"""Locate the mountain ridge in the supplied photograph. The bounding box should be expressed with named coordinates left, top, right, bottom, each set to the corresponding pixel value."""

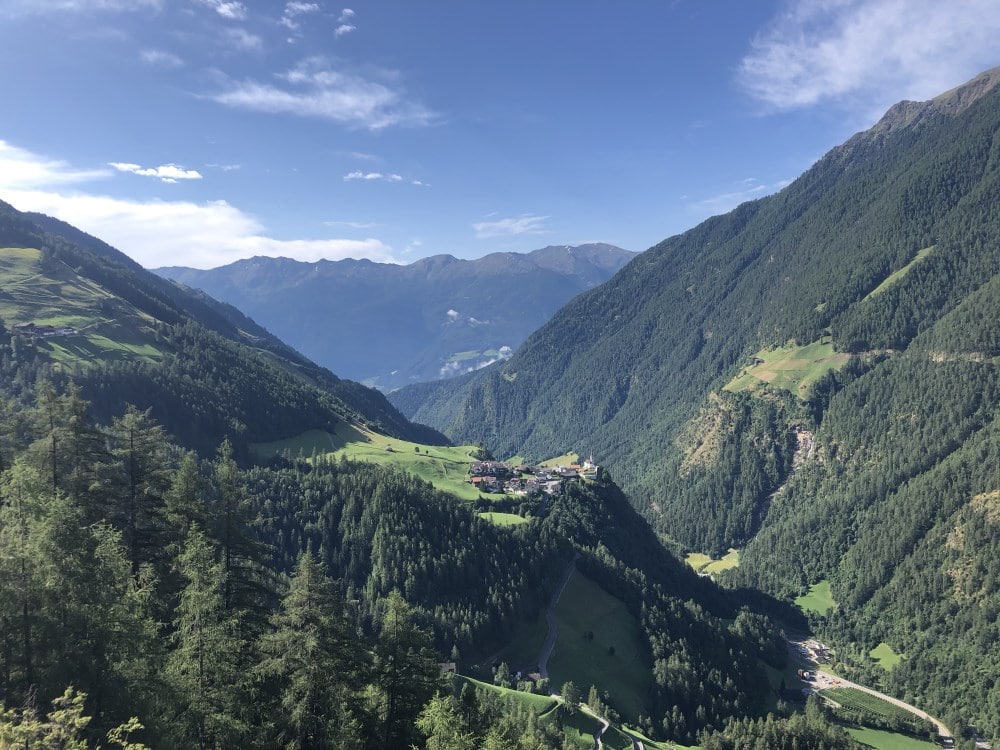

left=388, top=64, right=1000, bottom=738
left=155, top=242, right=635, bottom=389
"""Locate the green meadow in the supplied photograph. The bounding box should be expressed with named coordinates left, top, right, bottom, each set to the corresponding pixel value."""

left=547, top=572, right=653, bottom=722
left=795, top=580, right=837, bottom=615
left=724, top=338, right=850, bottom=399
left=870, top=642, right=905, bottom=671
left=846, top=726, right=938, bottom=750
left=479, top=512, right=530, bottom=526
left=251, top=422, right=486, bottom=501
left=865, top=247, right=935, bottom=300
left=685, top=548, right=740, bottom=576
left=0, top=246, right=166, bottom=367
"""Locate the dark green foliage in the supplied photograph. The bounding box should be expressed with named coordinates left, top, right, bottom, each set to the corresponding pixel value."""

left=392, top=76, right=1000, bottom=559
left=699, top=699, right=863, bottom=750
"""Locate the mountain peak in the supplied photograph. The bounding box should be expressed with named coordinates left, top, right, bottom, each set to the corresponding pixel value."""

left=871, top=65, right=1000, bottom=136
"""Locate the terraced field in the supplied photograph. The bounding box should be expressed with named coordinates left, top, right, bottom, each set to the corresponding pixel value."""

left=0, top=246, right=166, bottom=366
left=724, top=337, right=850, bottom=398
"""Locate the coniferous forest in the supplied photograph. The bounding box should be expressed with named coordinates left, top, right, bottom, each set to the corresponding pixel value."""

left=2, top=61, right=999, bottom=750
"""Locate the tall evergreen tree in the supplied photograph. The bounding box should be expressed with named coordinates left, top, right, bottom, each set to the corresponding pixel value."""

left=257, top=552, right=365, bottom=750
left=166, top=527, right=248, bottom=749
left=371, top=590, right=439, bottom=749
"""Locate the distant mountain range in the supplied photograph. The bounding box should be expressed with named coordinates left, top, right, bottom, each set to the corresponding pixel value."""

left=156, top=243, right=635, bottom=390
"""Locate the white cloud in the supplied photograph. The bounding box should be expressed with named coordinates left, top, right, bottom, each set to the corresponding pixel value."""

left=740, top=0, right=1000, bottom=116
left=211, top=58, right=434, bottom=130
left=140, top=49, right=184, bottom=68
left=473, top=213, right=550, bottom=239
left=194, top=0, right=246, bottom=20
left=0, top=140, right=398, bottom=269
left=446, top=309, right=460, bottom=321
left=343, top=171, right=417, bottom=184
left=110, top=162, right=203, bottom=183
left=223, top=28, right=263, bottom=52
left=334, top=23, right=355, bottom=37
left=324, top=220, right=376, bottom=229
left=280, top=0, right=319, bottom=31
left=287, top=1, right=319, bottom=14
left=0, top=140, right=110, bottom=187
left=338, top=7, right=354, bottom=21
left=438, top=346, right=512, bottom=378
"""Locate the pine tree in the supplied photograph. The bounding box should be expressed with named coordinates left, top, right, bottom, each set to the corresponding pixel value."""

left=371, top=590, right=439, bottom=749
left=166, top=527, right=248, bottom=749
left=106, top=405, right=172, bottom=576
left=257, top=552, right=365, bottom=749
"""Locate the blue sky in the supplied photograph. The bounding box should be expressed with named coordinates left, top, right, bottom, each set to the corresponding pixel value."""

left=0, top=0, right=997, bottom=269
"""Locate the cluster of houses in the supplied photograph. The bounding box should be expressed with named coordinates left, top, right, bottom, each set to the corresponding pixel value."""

left=468, top=456, right=600, bottom=495
left=12, top=322, right=76, bottom=338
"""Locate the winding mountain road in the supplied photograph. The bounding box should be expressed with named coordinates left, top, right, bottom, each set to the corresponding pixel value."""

left=812, top=668, right=952, bottom=741
left=790, top=638, right=952, bottom=743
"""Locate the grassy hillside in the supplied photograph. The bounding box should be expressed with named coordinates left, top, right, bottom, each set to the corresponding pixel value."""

left=0, top=201, right=445, bottom=457
left=547, top=572, right=654, bottom=722
left=0, top=246, right=167, bottom=366
left=252, top=422, right=483, bottom=500
left=723, top=338, right=850, bottom=398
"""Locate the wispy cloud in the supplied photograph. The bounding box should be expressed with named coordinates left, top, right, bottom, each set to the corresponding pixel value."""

left=343, top=171, right=402, bottom=182
left=140, top=49, right=184, bottom=68
left=280, top=0, right=319, bottom=32
left=324, top=219, right=377, bottom=229
left=691, top=177, right=791, bottom=216
left=0, top=140, right=109, bottom=187
left=193, top=0, right=246, bottom=20
left=343, top=171, right=426, bottom=186
left=211, top=58, right=435, bottom=129
left=473, top=213, right=550, bottom=239
left=739, top=0, right=1000, bottom=117
left=219, top=27, right=262, bottom=52
left=109, top=162, right=203, bottom=183
left=0, top=140, right=397, bottom=268
left=335, top=7, right=356, bottom=36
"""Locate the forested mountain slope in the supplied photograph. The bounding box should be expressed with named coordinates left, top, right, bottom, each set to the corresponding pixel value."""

left=0, top=361, right=793, bottom=747
left=392, top=65, right=1000, bottom=741
left=392, top=66, right=1000, bottom=552
left=156, top=243, right=635, bottom=390
left=0, top=200, right=443, bottom=456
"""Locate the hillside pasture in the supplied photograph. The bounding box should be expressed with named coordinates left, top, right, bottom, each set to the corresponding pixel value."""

left=685, top=548, right=740, bottom=576
left=870, top=642, right=905, bottom=671
left=0, top=247, right=167, bottom=367
left=865, top=246, right=935, bottom=300
left=479, top=512, right=529, bottom=526
left=795, top=579, right=837, bottom=615
left=845, top=726, right=937, bottom=750
left=251, top=422, right=485, bottom=500
left=547, top=572, right=653, bottom=722
left=724, top=338, right=850, bottom=398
